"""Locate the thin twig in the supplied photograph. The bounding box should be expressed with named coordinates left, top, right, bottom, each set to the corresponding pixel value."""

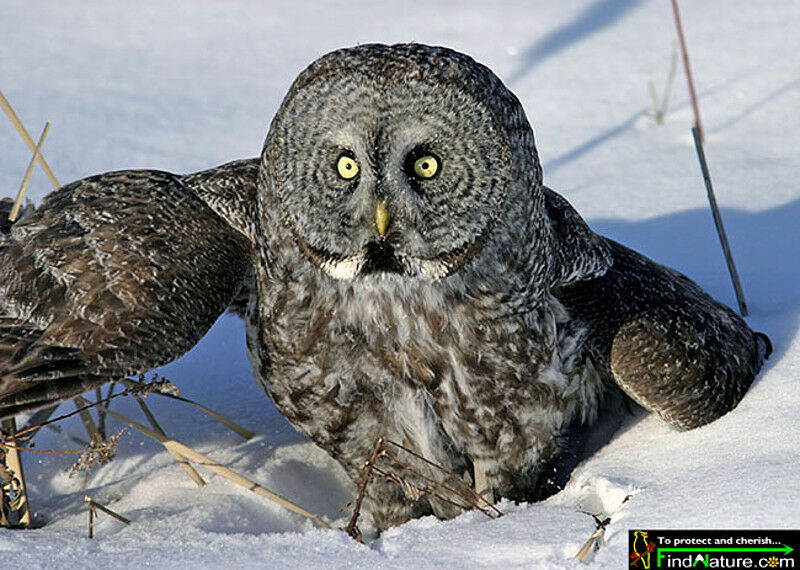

left=88, top=499, right=94, bottom=538
left=671, top=0, right=704, bottom=141
left=9, top=122, right=49, bottom=222
left=95, top=387, right=107, bottom=440
left=13, top=381, right=174, bottom=442
left=118, top=378, right=254, bottom=440
left=0, top=442, right=100, bottom=455
left=383, top=439, right=502, bottom=516
left=379, top=450, right=500, bottom=518
left=80, top=398, right=330, bottom=529
left=85, top=496, right=131, bottom=524
left=344, top=437, right=504, bottom=540
left=86, top=496, right=130, bottom=538
left=345, top=437, right=384, bottom=540
left=691, top=126, right=748, bottom=315
left=0, top=90, right=60, bottom=189
left=371, top=465, right=474, bottom=513
left=73, top=398, right=102, bottom=444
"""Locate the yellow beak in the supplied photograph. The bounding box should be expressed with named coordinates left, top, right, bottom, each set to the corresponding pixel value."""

left=375, top=202, right=390, bottom=237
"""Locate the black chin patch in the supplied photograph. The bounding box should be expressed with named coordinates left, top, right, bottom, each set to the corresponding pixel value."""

left=361, top=240, right=404, bottom=275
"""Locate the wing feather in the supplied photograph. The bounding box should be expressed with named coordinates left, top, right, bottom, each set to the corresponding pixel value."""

left=1, top=165, right=255, bottom=419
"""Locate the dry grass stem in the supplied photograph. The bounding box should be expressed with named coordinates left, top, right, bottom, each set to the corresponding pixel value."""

left=345, top=437, right=384, bottom=540
left=0, top=90, right=60, bottom=189
left=86, top=496, right=130, bottom=538
left=575, top=515, right=611, bottom=563
left=85, top=496, right=131, bottom=524
left=671, top=0, right=704, bottom=141
left=84, top=399, right=330, bottom=529
left=12, top=377, right=248, bottom=446
left=382, top=440, right=502, bottom=517
left=13, top=378, right=184, bottom=444
left=0, top=418, right=32, bottom=527
left=648, top=43, right=678, bottom=124
left=370, top=465, right=474, bottom=513
left=345, top=437, right=503, bottom=541
left=9, top=122, right=49, bottom=222
left=134, top=394, right=206, bottom=487
left=119, top=377, right=255, bottom=440
left=95, top=387, right=107, bottom=440
left=88, top=498, right=94, bottom=538
left=73, top=397, right=103, bottom=444
left=68, top=428, right=125, bottom=479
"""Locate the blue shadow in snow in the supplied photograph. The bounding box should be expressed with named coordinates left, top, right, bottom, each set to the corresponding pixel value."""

left=506, top=0, right=645, bottom=85
left=585, top=197, right=800, bottom=364
left=543, top=110, right=644, bottom=174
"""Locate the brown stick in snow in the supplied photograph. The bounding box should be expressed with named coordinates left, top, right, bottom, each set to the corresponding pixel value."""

left=671, top=0, right=704, bottom=142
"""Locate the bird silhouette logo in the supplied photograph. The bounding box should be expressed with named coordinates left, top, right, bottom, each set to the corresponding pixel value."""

left=631, top=530, right=656, bottom=568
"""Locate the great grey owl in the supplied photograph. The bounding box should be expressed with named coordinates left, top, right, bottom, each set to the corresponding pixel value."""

left=246, top=44, right=770, bottom=529
left=0, top=44, right=769, bottom=532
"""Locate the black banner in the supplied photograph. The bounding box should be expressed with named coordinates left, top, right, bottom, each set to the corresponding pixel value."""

left=629, top=529, right=798, bottom=569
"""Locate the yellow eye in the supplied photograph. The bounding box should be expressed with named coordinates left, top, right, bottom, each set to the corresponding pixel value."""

left=336, top=155, right=359, bottom=180
left=413, top=155, right=438, bottom=179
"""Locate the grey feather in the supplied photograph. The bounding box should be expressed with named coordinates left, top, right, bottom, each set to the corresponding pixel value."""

left=0, top=44, right=769, bottom=534
left=249, top=43, right=769, bottom=530
left=0, top=161, right=255, bottom=418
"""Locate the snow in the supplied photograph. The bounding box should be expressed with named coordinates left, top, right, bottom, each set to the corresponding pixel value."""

left=2, top=0, right=799, bottom=567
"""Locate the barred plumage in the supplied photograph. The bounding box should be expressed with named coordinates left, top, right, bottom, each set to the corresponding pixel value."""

left=0, top=44, right=769, bottom=534
left=0, top=161, right=256, bottom=418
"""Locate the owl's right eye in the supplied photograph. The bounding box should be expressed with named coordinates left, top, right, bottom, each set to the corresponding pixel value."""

left=336, top=154, right=360, bottom=180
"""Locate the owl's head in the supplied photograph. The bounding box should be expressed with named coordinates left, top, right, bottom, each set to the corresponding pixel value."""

left=260, top=44, right=550, bottom=283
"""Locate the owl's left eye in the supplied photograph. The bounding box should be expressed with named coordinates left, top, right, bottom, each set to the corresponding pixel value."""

left=405, top=150, right=441, bottom=183
left=336, top=154, right=360, bottom=180
left=412, top=155, right=439, bottom=179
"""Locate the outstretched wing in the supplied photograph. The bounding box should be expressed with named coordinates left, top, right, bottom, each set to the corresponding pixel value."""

left=554, top=230, right=768, bottom=430
left=0, top=162, right=256, bottom=419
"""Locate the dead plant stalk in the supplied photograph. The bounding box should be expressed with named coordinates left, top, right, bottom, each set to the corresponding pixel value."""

left=0, top=90, right=60, bottom=189
left=78, top=398, right=330, bottom=530
left=9, top=122, right=49, bottom=222
left=671, top=0, right=704, bottom=141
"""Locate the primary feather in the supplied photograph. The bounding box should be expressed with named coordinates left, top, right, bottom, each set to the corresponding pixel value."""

left=0, top=161, right=256, bottom=418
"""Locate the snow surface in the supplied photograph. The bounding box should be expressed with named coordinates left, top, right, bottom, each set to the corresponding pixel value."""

left=2, top=0, right=799, bottom=567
